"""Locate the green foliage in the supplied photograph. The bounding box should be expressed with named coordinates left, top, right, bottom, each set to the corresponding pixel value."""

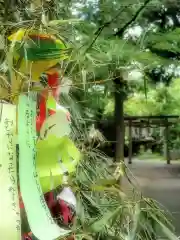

left=145, top=28, right=180, bottom=57
left=105, top=78, right=180, bottom=116
left=142, top=0, right=180, bottom=28
left=72, top=148, right=177, bottom=239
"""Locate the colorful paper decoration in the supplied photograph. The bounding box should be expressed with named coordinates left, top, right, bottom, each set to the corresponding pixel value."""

left=18, top=93, right=70, bottom=240
left=8, top=29, right=69, bottom=62
left=8, top=29, right=69, bottom=103
left=36, top=70, right=60, bottom=132
left=47, top=70, right=59, bottom=100
left=40, top=103, right=71, bottom=139
left=0, top=102, right=21, bottom=240
left=0, top=27, right=79, bottom=239
left=37, top=94, right=80, bottom=193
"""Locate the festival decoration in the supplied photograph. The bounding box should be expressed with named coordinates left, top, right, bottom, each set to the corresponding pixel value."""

left=8, top=29, right=69, bottom=81
left=8, top=29, right=69, bottom=103
left=18, top=93, right=70, bottom=240
left=0, top=28, right=80, bottom=240
left=0, top=102, right=21, bottom=240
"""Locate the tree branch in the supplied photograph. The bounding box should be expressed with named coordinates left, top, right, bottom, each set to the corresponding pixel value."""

left=86, top=5, right=130, bottom=52
left=114, top=0, right=152, bottom=37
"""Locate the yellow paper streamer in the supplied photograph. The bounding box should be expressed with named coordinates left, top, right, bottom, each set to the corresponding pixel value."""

left=18, top=59, right=60, bottom=82
left=0, top=103, right=21, bottom=240
left=8, top=29, right=66, bottom=83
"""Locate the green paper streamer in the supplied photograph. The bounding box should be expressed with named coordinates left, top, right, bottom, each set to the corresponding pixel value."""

left=37, top=135, right=81, bottom=193
left=46, top=95, right=56, bottom=111
left=0, top=103, right=21, bottom=240
left=14, top=37, right=68, bottom=61
left=18, top=93, right=70, bottom=240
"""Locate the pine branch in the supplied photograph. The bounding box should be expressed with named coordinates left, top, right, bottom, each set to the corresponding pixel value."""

left=114, top=0, right=152, bottom=37
left=85, top=5, right=130, bottom=52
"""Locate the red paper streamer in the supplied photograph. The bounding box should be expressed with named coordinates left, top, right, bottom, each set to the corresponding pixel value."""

left=36, top=71, right=59, bottom=132
left=47, top=71, right=59, bottom=100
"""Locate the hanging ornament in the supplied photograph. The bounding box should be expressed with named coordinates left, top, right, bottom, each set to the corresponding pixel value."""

left=18, top=93, right=70, bottom=240
left=47, top=69, right=60, bottom=99
left=8, top=29, right=70, bottom=103
left=2, top=27, right=79, bottom=239
left=39, top=103, right=71, bottom=139
left=0, top=103, right=21, bottom=240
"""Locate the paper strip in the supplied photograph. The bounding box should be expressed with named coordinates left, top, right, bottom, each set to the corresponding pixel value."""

left=18, top=93, right=70, bottom=240
left=40, top=107, right=71, bottom=139
left=0, top=103, right=21, bottom=240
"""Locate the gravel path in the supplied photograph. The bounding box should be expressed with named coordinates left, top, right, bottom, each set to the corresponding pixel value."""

left=123, top=159, right=180, bottom=235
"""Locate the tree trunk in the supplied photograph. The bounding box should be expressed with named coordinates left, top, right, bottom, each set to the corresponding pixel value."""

left=164, top=119, right=170, bottom=164
left=114, top=77, right=126, bottom=163
left=128, top=120, right=132, bottom=164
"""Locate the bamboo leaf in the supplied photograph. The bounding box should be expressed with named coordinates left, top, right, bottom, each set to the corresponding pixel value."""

left=48, top=19, right=83, bottom=26
left=89, top=207, right=121, bottom=233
